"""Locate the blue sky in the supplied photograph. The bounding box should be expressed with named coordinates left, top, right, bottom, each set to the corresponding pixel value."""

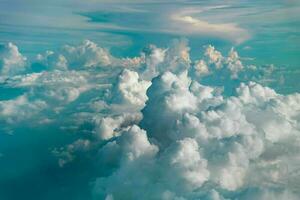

left=0, top=1, right=300, bottom=200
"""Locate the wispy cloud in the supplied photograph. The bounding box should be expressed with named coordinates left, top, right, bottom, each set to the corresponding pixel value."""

left=168, top=7, right=250, bottom=44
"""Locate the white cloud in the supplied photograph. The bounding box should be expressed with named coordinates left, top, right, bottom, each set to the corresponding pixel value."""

left=7, top=70, right=93, bottom=104
left=62, top=40, right=113, bottom=68
left=113, top=69, right=151, bottom=107
left=0, top=41, right=299, bottom=199
left=93, top=113, right=142, bottom=140
left=0, top=42, right=27, bottom=76
left=36, top=50, right=68, bottom=71
left=95, top=68, right=300, bottom=199
left=160, top=138, right=209, bottom=191
left=0, top=95, right=47, bottom=123
left=170, top=9, right=250, bottom=44
left=193, top=59, right=209, bottom=76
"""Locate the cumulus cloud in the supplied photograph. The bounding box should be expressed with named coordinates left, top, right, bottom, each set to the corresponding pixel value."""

left=6, top=70, right=93, bottom=105
left=0, top=94, right=47, bottom=123
left=35, top=50, right=68, bottom=71
left=93, top=113, right=142, bottom=140
left=93, top=70, right=300, bottom=199
left=0, top=40, right=299, bottom=199
left=191, top=45, right=245, bottom=80
left=112, top=69, right=151, bottom=108
left=62, top=40, right=113, bottom=68
left=0, top=42, right=27, bottom=76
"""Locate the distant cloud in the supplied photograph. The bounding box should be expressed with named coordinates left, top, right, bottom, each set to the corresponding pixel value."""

left=0, top=43, right=27, bottom=76
left=169, top=8, right=250, bottom=44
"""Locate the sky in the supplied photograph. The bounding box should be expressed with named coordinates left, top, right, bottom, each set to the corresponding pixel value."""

left=0, top=1, right=300, bottom=200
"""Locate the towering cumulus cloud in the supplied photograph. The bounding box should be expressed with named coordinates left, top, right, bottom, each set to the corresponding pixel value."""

left=95, top=72, right=300, bottom=200
left=0, top=40, right=299, bottom=200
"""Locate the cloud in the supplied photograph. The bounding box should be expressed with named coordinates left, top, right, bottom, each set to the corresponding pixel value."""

left=62, top=40, right=113, bottom=68
left=52, top=139, right=91, bottom=167
left=93, top=68, right=300, bottom=199
left=112, top=69, right=151, bottom=108
left=0, top=43, right=27, bottom=76
left=192, top=45, right=244, bottom=79
left=36, top=51, right=68, bottom=71
left=0, top=40, right=299, bottom=199
left=170, top=13, right=250, bottom=44
left=6, top=70, right=93, bottom=105
left=93, top=113, right=142, bottom=140
left=0, top=94, right=47, bottom=123
left=76, top=3, right=252, bottom=44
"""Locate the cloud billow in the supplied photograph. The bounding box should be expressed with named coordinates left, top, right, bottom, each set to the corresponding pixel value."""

left=0, top=40, right=299, bottom=200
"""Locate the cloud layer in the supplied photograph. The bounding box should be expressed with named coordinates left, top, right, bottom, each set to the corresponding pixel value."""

left=0, top=40, right=299, bottom=200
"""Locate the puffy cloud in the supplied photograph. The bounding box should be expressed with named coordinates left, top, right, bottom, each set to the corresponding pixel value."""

left=163, top=39, right=191, bottom=74
left=0, top=42, right=27, bottom=76
left=6, top=70, right=93, bottom=105
left=0, top=95, right=47, bottom=123
left=62, top=40, right=113, bottom=68
left=127, top=40, right=190, bottom=80
left=94, top=68, right=300, bottom=199
left=237, top=82, right=277, bottom=104
left=204, top=45, right=223, bottom=69
left=93, top=113, right=142, bottom=140
left=113, top=69, right=151, bottom=108
left=159, top=138, right=209, bottom=191
left=139, top=44, right=167, bottom=79
left=188, top=45, right=247, bottom=84
left=140, top=71, right=198, bottom=145
left=94, top=125, right=159, bottom=199
left=35, top=50, right=68, bottom=71
left=94, top=128, right=210, bottom=200
left=112, top=125, right=158, bottom=162
left=33, top=40, right=131, bottom=71
left=0, top=66, right=102, bottom=127
left=1, top=40, right=299, bottom=199
left=193, top=59, right=209, bottom=76
left=225, top=48, right=243, bottom=78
